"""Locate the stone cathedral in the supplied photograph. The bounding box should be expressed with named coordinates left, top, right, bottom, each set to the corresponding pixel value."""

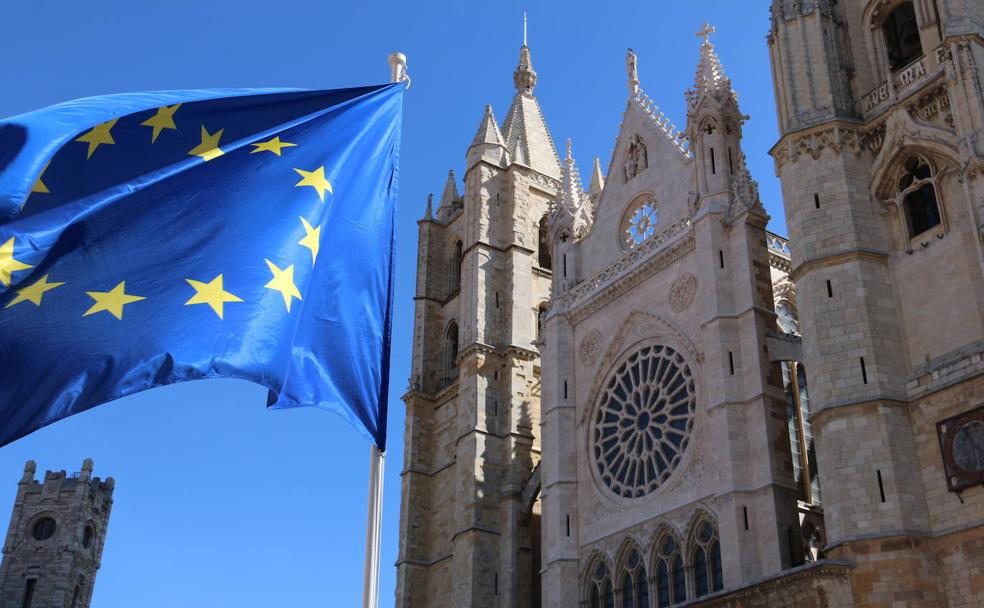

left=397, top=1, right=984, bottom=606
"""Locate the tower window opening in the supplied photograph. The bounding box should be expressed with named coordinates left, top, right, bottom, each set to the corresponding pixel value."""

left=31, top=517, right=56, bottom=541
left=814, top=193, right=820, bottom=209
left=883, top=2, right=923, bottom=71
left=728, top=147, right=734, bottom=175
left=654, top=535, right=685, bottom=607
left=22, top=579, right=36, bottom=608
left=897, top=156, right=942, bottom=239
left=444, top=322, right=459, bottom=383
left=826, top=280, right=833, bottom=298
left=538, top=216, right=552, bottom=270
left=710, top=147, right=716, bottom=175
left=450, top=240, right=463, bottom=293
left=877, top=469, right=887, bottom=502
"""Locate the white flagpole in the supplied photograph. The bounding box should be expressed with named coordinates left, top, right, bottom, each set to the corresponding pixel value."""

left=360, top=51, right=406, bottom=608
left=362, top=445, right=385, bottom=608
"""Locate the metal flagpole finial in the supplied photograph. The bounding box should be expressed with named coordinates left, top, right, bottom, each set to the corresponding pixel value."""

left=388, top=52, right=411, bottom=88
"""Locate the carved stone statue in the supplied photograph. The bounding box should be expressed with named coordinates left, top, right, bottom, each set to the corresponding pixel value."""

left=626, top=48, right=639, bottom=94
left=624, top=134, right=648, bottom=182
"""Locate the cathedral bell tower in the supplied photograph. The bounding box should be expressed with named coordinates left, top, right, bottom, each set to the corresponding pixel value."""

left=0, top=460, right=114, bottom=608
left=769, top=0, right=984, bottom=605
left=396, top=40, right=560, bottom=608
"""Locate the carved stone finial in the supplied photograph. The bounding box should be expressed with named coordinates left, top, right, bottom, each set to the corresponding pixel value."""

left=424, top=194, right=433, bottom=219
left=514, top=44, right=537, bottom=95
left=81, top=458, right=94, bottom=480
left=566, top=138, right=573, bottom=162
left=22, top=460, right=36, bottom=482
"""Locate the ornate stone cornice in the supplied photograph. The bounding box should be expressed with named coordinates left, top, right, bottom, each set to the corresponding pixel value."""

left=771, top=123, right=866, bottom=170
left=561, top=217, right=695, bottom=323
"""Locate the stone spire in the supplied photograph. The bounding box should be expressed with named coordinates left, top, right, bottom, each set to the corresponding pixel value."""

left=502, top=42, right=562, bottom=179
left=467, top=105, right=509, bottom=170
left=438, top=169, right=460, bottom=208
left=687, top=23, right=733, bottom=108
left=589, top=156, right=605, bottom=202
left=549, top=139, right=593, bottom=239
left=424, top=193, right=433, bottom=219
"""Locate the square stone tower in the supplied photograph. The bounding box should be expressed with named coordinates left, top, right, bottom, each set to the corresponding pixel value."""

left=0, top=460, right=114, bottom=608
left=395, top=42, right=560, bottom=607
left=769, top=0, right=984, bottom=605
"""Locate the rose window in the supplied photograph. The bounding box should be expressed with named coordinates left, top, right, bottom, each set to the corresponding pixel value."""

left=620, top=195, right=659, bottom=249
left=592, top=344, right=695, bottom=498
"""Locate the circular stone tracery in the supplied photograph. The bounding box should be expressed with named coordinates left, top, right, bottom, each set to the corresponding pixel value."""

left=592, top=344, right=696, bottom=498
left=620, top=194, right=659, bottom=249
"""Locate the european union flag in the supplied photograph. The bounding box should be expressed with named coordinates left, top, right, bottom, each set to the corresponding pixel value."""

left=0, top=83, right=402, bottom=450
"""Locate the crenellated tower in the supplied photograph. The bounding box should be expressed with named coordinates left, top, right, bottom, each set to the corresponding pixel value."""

left=396, top=40, right=560, bottom=608
left=0, top=460, right=114, bottom=608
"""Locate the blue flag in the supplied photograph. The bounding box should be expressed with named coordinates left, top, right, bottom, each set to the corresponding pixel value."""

left=0, top=83, right=402, bottom=450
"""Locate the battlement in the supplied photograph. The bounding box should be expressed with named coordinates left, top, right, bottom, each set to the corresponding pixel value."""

left=19, top=458, right=115, bottom=498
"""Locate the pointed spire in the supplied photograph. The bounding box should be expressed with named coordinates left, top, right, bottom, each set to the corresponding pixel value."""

left=589, top=156, right=605, bottom=199
left=470, top=105, right=506, bottom=149
left=439, top=170, right=459, bottom=208
left=467, top=105, right=509, bottom=170
left=688, top=23, right=732, bottom=105
left=514, top=44, right=537, bottom=95
left=549, top=139, right=593, bottom=239
left=424, top=193, right=433, bottom=219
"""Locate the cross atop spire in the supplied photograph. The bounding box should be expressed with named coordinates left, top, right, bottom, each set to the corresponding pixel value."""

left=687, top=22, right=732, bottom=105
left=696, top=22, right=715, bottom=45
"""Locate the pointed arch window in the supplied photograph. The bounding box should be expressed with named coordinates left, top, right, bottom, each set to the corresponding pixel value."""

left=691, top=521, right=723, bottom=597
left=586, top=560, right=614, bottom=608
left=444, top=322, right=459, bottom=382
left=883, top=2, right=922, bottom=71
left=538, top=216, right=552, bottom=270
left=619, top=548, right=649, bottom=608
left=897, top=155, right=942, bottom=239
left=450, top=240, right=463, bottom=294
left=652, top=534, right=685, bottom=607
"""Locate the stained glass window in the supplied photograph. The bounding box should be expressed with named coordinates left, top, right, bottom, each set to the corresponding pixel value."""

left=592, top=345, right=696, bottom=498
left=620, top=194, right=659, bottom=249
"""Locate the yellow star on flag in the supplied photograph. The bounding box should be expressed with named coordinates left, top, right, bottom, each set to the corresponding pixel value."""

left=83, top=281, right=147, bottom=320
left=0, top=237, right=34, bottom=288
left=184, top=274, right=242, bottom=319
left=4, top=274, right=64, bottom=309
left=298, top=217, right=321, bottom=264
left=250, top=136, right=297, bottom=156
left=75, top=119, right=119, bottom=159
left=141, top=104, right=182, bottom=143
left=294, top=166, right=333, bottom=202
left=264, top=259, right=302, bottom=312
left=188, top=125, right=225, bottom=161
left=31, top=162, right=51, bottom=195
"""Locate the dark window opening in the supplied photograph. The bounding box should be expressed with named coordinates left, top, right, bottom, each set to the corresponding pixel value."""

left=445, top=323, right=459, bottom=382
left=899, top=157, right=942, bottom=238
left=82, top=524, right=94, bottom=549
left=883, top=2, right=923, bottom=71
left=743, top=506, right=749, bottom=530
left=719, top=250, right=724, bottom=269
left=814, top=193, right=820, bottom=209
left=565, top=514, right=570, bottom=537
left=710, top=147, right=716, bottom=175
left=31, top=517, right=56, bottom=541
left=877, top=469, right=887, bottom=502
left=728, top=351, right=735, bottom=375
left=538, top=216, right=552, bottom=270
left=450, top=240, right=463, bottom=293
left=860, top=357, right=868, bottom=384
left=728, top=147, right=734, bottom=174
left=22, top=579, right=36, bottom=608
left=826, top=280, right=833, bottom=298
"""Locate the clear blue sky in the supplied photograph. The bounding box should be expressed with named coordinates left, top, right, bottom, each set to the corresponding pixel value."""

left=0, top=1, right=784, bottom=605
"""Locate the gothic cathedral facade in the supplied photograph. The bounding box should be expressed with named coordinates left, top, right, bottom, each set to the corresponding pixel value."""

left=398, top=1, right=984, bottom=606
